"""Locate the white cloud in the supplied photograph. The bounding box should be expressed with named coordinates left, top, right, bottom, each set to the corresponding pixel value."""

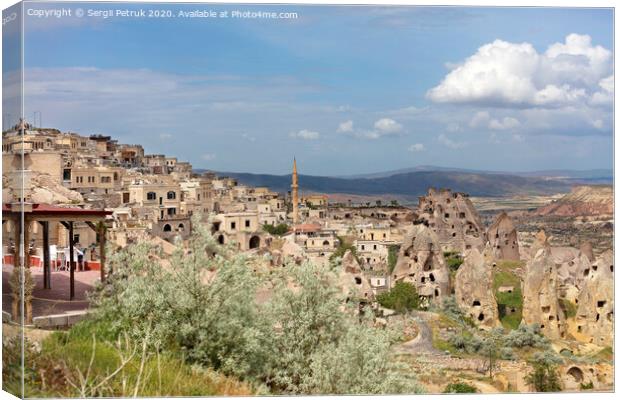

left=590, top=75, right=614, bottom=107
left=488, top=116, right=520, bottom=130
left=343, top=118, right=404, bottom=140
left=438, top=134, right=465, bottom=149
left=426, top=34, right=612, bottom=109
left=241, top=133, right=256, bottom=142
left=290, top=129, right=320, bottom=140
left=408, top=143, right=425, bottom=152
left=591, top=119, right=604, bottom=130
left=201, top=153, right=216, bottom=161
left=446, top=122, right=461, bottom=133
left=469, top=111, right=490, bottom=128
left=337, top=120, right=354, bottom=133
left=374, top=118, right=403, bottom=133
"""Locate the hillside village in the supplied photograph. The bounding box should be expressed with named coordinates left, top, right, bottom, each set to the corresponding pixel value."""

left=2, top=119, right=614, bottom=393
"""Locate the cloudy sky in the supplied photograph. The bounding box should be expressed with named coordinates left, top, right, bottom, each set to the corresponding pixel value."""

left=4, top=4, right=614, bottom=175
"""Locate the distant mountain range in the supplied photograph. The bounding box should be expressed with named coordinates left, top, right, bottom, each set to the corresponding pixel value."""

left=194, top=166, right=612, bottom=199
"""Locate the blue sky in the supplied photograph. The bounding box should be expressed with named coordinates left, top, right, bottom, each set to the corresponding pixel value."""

left=6, top=3, right=614, bottom=175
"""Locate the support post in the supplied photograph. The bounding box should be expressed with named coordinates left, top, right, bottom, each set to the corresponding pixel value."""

left=42, top=221, right=50, bottom=289
left=69, top=221, right=75, bottom=300
left=11, top=219, right=21, bottom=321
left=99, top=223, right=106, bottom=283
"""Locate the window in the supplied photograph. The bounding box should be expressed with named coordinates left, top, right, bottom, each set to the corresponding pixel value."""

left=231, top=222, right=236, bottom=230
left=167, top=208, right=176, bottom=216
left=167, top=191, right=176, bottom=200
left=245, top=220, right=250, bottom=228
left=147, top=192, right=157, bottom=200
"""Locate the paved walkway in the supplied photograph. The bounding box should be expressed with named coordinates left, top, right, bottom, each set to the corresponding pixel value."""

left=2, top=264, right=100, bottom=319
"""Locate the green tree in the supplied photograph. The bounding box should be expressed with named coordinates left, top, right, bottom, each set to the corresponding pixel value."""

left=263, top=223, right=290, bottom=236
left=525, top=351, right=563, bottom=392
left=390, top=200, right=399, bottom=207
left=377, top=282, right=419, bottom=313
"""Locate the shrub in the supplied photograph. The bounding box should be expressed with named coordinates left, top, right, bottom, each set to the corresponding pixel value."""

left=262, top=223, right=290, bottom=236
left=437, top=296, right=475, bottom=327
left=580, top=381, right=594, bottom=390
left=443, top=382, right=477, bottom=393
left=447, top=333, right=483, bottom=353
left=499, top=346, right=516, bottom=360
left=443, top=252, right=464, bottom=271
left=504, top=323, right=550, bottom=349
left=559, top=299, right=577, bottom=318
left=329, top=236, right=359, bottom=263
left=376, top=282, right=419, bottom=313
left=525, top=356, right=562, bottom=392
left=263, top=263, right=422, bottom=394
left=89, top=214, right=421, bottom=395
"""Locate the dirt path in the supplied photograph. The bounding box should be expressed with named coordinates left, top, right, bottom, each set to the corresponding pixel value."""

left=462, top=379, right=501, bottom=393
left=396, top=314, right=443, bottom=356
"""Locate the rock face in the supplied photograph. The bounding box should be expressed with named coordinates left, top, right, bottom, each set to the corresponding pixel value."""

left=392, top=224, right=449, bottom=303
left=534, top=185, right=612, bottom=217
left=281, top=238, right=306, bottom=265
left=579, top=241, right=595, bottom=263
left=551, top=246, right=592, bottom=301
left=486, top=212, right=520, bottom=260
left=3, top=172, right=83, bottom=204
left=522, top=244, right=567, bottom=340
left=338, top=250, right=372, bottom=302
left=415, top=188, right=486, bottom=253
left=575, top=250, right=614, bottom=347
left=455, top=246, right=500, bottom=329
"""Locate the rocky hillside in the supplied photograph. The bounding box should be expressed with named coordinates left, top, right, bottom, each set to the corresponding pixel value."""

left=534, top=185, right=613, bottom=217
left=2, top=173, right=83, bottom=205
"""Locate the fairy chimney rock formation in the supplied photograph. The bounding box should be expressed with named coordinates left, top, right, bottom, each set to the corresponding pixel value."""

left=579, top=241, right=595, bottom=263
left=575, top=250, right=614, bottom=347
left=487, top=212, right=520, bottom=260
left=455, top=246, right=501, bottom=329
left=339, top=250, right=372, bottom=302
left=415, top=188, right=486, bottom=253
left=392, top=224, right=449, bottom=303
left=522, top=245, right=567, bottom=340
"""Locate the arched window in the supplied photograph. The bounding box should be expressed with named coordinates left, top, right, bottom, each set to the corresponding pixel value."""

left=167, top=191, right=176, bottom=200
left=163, top=224, right=172, bottom=232
left=178, top=223, right=185, bottom=231
left=147, top=192, right=156, bottom=200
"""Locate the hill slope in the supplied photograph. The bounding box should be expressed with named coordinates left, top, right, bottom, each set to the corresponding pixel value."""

left=208, top=170, right=574, bottom=198
left=534, top=185, right=613, bottom=216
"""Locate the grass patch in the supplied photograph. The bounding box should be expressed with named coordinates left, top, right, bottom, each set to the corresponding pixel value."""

left=8, top=319, right=254, bottom=398
left=444, top=251, right=464, bottom=271
left=493, top=265, right=523, bottom=330
left=594, top=346, right=613, bottom=362
left=559, top=299, right=577, bottom=318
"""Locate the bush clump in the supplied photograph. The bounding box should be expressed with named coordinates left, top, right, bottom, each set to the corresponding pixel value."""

left=504, top=323, right=550, bottom=349
left=377, top=282, right=419, bottom=313
left=262, top=223, right=290, bottom=236
left=443, top=382, right=477, bottom=393
left=87, top=215, right=422, bottom=395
